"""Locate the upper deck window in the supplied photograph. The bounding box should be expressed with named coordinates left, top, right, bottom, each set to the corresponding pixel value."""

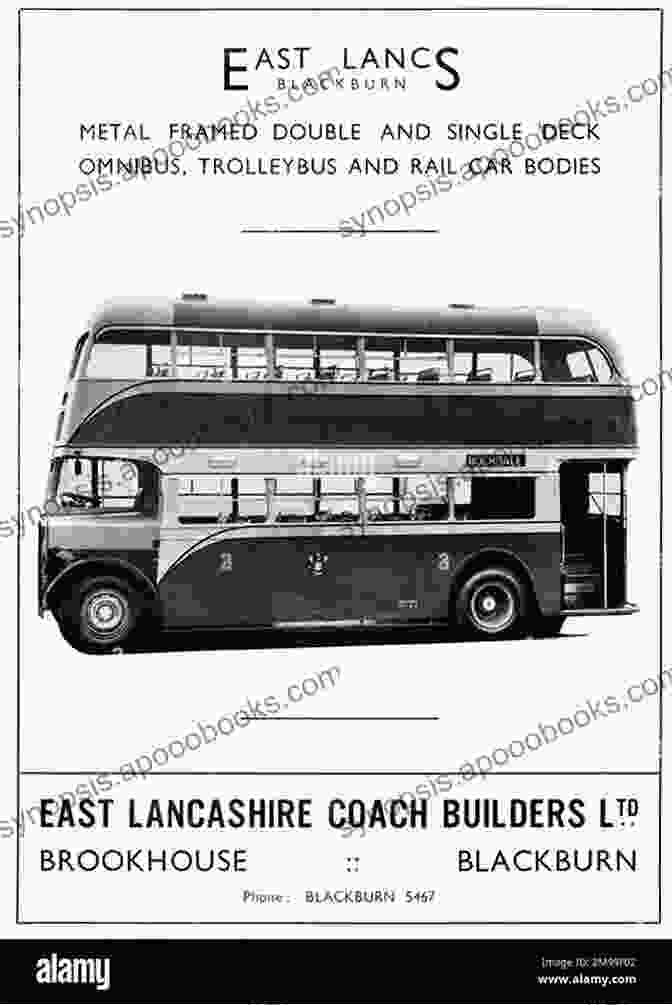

left=273, top=335, right=316, bottom=381
left=271, top=334, right=360, bottom=381
left=453, top=340, right=535, bottom=384
left=85, top=329, right=268, bottom=380
left=84, top=330, right=171, bottom=379
left=85, top=338, right=148, bottom=379
left=363, top=337, right=453, bottom=383
left=313, top=335, right=358, bottom=381
left=540, top=339, right=613, bottom=383
left=82, top=328, right=616, bottom=385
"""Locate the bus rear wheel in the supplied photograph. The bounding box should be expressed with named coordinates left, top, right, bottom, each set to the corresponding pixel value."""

left=56, top=575, right=142, bottom=654
left=456, top=567, right=526, bottom=639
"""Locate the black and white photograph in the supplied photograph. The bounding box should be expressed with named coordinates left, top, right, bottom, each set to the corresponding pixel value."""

left=0, top=3, right=669, bottom=1000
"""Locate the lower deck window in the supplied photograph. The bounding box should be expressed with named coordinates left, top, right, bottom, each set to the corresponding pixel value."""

left=453, top=476, right=535, bottom=521
left=177, top=474, right=536, bottom=524
left=178, top=476, right=266, bottom=522
left=365, top=475, right=534, bottom=521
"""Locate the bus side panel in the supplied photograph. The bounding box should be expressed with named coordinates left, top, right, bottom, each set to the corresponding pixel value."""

left=158, top=540, right=273, bottom=627
left=68, top=391, right=637, bottom=448
left=356, top=532, right=563, bottom=620
left=157, top=531, right=563, bottom=628
left=441, top=531, right=563, bottom=617
left=267, top=536, right=447, bottom=622
left=158, top=537, right=371, bottom=627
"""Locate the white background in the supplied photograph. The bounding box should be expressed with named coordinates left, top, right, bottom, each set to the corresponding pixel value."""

left=0, top=0, right=669, bottom=938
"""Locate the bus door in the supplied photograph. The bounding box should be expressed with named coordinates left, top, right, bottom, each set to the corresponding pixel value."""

left=560, top=461, right=627, bottom=610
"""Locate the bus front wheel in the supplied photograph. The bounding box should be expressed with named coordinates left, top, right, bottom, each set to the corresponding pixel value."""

left=455, top=567, right=526, bottom=639
left=56, top=575, right=143, bottom=654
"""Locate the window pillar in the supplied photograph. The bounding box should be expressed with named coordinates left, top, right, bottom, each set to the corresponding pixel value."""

left=446, top=476, right=455, bottom=521
left=533, top=339, right=541, bottom=382
left=170, top=330, right=178, bottom=377
left=231, top=477, right=239, bottom=521
left=357, top=336, right=367, bottom=381
left=445, top=339, right=455, bottom=382
left=265, top=478, right=277, bottom=522
left=357, top=477, right=367, bottom=530
left=265, top=332, right=275, bottom=379
left=91, top=459, right=100, bottom=505
left=161, top=476, right=180, bottom=526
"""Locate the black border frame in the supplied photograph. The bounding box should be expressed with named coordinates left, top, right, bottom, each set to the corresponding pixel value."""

left=16, top=5, right=664, bottom=927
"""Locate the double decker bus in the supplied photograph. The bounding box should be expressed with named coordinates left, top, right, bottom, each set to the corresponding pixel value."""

left=38, top=295, right=638, bottom=653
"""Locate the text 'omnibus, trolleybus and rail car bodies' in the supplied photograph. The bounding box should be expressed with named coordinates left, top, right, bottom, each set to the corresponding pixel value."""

left=38, top=296, right=637, bottom=653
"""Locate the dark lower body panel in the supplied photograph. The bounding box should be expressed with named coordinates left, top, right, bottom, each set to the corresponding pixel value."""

left=157, top=531, right=563, bottom=629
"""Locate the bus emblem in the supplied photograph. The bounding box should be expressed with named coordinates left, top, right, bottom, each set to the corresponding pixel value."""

left=307, top=552, right=328, bottom=576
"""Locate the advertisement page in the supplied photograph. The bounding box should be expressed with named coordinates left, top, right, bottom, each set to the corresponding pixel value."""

left=0, top=2, right=669, bottom=1001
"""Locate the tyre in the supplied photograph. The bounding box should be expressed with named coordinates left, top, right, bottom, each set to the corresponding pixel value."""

left=56, top=575, right=143, bottom=654
left=455, top=566, right=526, bottom=639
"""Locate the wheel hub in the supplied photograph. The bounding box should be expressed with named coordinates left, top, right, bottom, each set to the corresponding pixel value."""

left=470, top=582, right=515, bottom=632
left=85, top=591, right=127, bottom=636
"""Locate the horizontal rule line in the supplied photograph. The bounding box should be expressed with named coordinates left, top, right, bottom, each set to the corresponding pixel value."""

left=20, top=770, right=660, bottom=776
left=241, top=228, right=440, bottom=234
left=248, top=715, right=439, bottom=721
left=15, top=919, right=662, bottom=927
left=18, top=8, right=663, bottom=12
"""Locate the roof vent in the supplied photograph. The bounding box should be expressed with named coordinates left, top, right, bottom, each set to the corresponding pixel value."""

left=181, top=292, right=208, bottom=301
left=310, top=298, right=336, bottom=306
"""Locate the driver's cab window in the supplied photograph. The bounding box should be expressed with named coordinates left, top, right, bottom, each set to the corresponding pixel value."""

left=56, top=458, right=140, bottom=511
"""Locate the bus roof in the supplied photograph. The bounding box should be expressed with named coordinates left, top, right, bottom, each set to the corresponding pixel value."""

left=87, top=297, right=625, bottom=372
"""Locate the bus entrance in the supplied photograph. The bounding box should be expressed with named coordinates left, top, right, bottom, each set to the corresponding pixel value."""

left=560, top=461, right=627, bottom=611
